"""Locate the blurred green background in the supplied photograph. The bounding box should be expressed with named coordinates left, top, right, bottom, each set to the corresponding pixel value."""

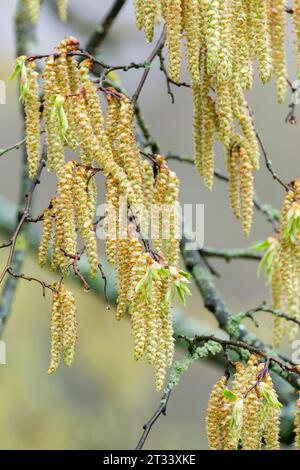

left=0, top=0, right=299, bottom=450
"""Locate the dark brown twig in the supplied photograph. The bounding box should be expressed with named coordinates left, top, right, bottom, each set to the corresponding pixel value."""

left=132, top=27, right=167, bottom=104
left=85, top=0, right=128, bottom=57
left=135, top=388, right=172, bottom=450
left=7, top=268, right=54, bottom=297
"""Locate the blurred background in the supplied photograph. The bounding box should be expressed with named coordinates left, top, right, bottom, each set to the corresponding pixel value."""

left=0, top=0, right=299, bottom=450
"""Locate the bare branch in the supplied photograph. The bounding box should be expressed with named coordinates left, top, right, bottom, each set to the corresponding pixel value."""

left=85, top=0, right=128, bottom=57
left=135, top=389, right=171, bottom=450
left=132, top=27, right=166, bottom=104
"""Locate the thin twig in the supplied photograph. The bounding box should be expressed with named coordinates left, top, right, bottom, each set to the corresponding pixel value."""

left=85, top=0, right=128, bottom=57
left=247, top=302, right=300, bottom=328
left=200, top=246, right=262, bottom=262
left=135, top=388, right=172, bottom=450
left=132, top=27, right=167, bottom=104
left=0, top=138, right=25, bottom=158
left=0, top=151, right=47, bottom=287
left=158, top=49, right=190, bottom=104
left=7, top=268, right=54, bottom=297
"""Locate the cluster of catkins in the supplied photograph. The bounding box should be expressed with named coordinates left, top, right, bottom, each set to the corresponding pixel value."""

left=48, top=281, right=77, bottom=374
left=105, top=153, right=182, bottom=390
left=24, top=0, right=69, bottom=23
left=206, top=355, right=282, bottom=450
left=21, top=36, right=183, bottom=389
left=257, top=180, right=300, bottom=347
left=134, top=1, right=300, bottom=235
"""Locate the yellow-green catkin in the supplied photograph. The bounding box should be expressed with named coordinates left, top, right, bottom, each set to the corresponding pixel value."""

left=239, top=145, right=254, bottom=237
left=43, top=56, right=65, bottom=174
left=163, top=171, right=180, bottom=266
left=87, top=175, right=98, bottom=221
left=73, top=167, right=99, bottom=279
left=203, top=0, right=220, bottom=76
left=192, top=84, right=203, bottom=175
left=114, top=95, right=144, bottom=205
left=231, top=0, right=252, bottom=90
left=202, top=97, right=217, bottom=191
left=38, top=206, right=52, bottom=267
left=217, top=0, right=232, bottom=84
left=192, top=53, right=210, bottom=177
left=249, top=0, right=272, bottom=84
left=72, top=91, right=99, bottom=165
left=162, top=0, right=182, bottom=83
left=61, top=288, right=77, bottom=367
left=159, top=277, right=174, bottom=368
left=232, top=361, right=247, bottom=394
left=216, top=81, right=232, bottom=149
left=268, top=0, right=288, bottom=103
left=48, top=282, right=77, bottom=373
left=24, top=61, right=41, bottom=179
left=57, top=0, right=69, bottom=22
left=143, top=0, right=157, bottom=42
left=206, top=376, right=228, bottom=450
left=128, top=235, right=148, bottom=359
left=135, top=0, right=145, bottom=30
left=56, top=161, right=77, bottom=265
left=24, top=0, right=41, bottom=24
left=263, top=374, right=280, bottom=450
left=181, top=0, right=200, bottom=84
left=104, top=176, right=120, bottom=266
left=293, top=0, right=300, bottom=79
left=279, top=185, right=300, bottom=343
left=116, top=235, right=132, bottom=321
left=154, top=315, right=167, bottom=391
left=153, top=156, right=171, bottom=252
left=241, top=386, right=263, bottom=450
left=51, top=199, right=66, bottom=270
left=227, top=144, right=241, bottom=220
left=48, top=282, right=63, bottom=374
left=79, top=60, right=108, bottom=158
left=295, top=395, right=300, bottom=450
left=141, top=160, right=155, bottom=211
left=54, top=49, right=78, bottom=152
left=271, top=239, right=286, bottom=347
left=232, top=87, right=260, bottom=170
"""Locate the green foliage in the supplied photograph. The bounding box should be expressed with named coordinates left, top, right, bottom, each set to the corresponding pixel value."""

left=230, top=397, right=244, bottom=448
left=135, top=263, right=192, bottom=306
left=10, top=56, right=28, bottom=101
left=50, top=95, right=69, bottom=140
left=282, top=205, right=300, bottom=244
left=251, top=237, right=278, bottom=282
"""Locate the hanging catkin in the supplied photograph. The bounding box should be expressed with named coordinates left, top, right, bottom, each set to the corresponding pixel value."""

left=24, top=60, right=41, bottom=179
left=293, top=0, right=300, bottom=79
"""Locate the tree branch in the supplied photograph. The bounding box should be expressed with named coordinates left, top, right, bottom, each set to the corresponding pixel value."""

left=200, top=246, right=262, bottom=262
left=85, top=0, right=128, bottom=57
left=132, top=27, right=166, bottom=104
